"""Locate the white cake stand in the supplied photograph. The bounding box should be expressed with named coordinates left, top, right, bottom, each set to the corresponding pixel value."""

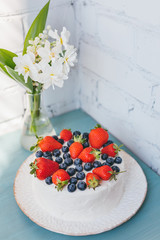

left=14, top=151, right=147, bottom=236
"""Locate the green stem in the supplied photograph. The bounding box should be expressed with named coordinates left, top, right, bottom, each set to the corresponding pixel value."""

left=29, top=93, right=41, bottom=135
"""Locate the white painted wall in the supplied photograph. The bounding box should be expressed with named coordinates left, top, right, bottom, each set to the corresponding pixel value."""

left=76, top=0, right=160, bottom=174
left=0, top=0, right=160, bottom=175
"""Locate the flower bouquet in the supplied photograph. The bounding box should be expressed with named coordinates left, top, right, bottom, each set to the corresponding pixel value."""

left=0, top=1, right=77, bottom=150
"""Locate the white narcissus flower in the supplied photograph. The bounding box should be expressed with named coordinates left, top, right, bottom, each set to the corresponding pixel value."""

left=37, top=40, right=61, bottom=64
left=13, top=52, right=39, bottom=82
left=48, top=27, right=70, bottom=47
left=61, top=45, right=77, bottom=74
left=37, top=59, right=68, bottom=89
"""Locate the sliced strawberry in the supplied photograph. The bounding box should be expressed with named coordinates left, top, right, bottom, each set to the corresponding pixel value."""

left=60, top=129, right=72, bottom=141
left=101, top=143, right=123, bottom=157
left=52, top=169, right=70, bottom=191
left=89, top=124, right=109, bottom=149
left=30, top=136, right=62, bottom=152
left=29, top=157, right=59, bottom=180
left=86, top=173, right=101, bottom=190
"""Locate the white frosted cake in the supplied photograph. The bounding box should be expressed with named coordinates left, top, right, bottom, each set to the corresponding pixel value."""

left=30, top=127, right=126, bottom=221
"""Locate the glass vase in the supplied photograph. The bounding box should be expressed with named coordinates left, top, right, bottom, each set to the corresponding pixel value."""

left=21, top=92, right=56, bottom=151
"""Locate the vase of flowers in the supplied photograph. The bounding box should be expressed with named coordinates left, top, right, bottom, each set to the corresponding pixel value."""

left=0, top=1, right=77, bottom=150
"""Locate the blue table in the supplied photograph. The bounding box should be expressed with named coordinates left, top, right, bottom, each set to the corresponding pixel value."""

left=0, top=109, right=160, bottom=240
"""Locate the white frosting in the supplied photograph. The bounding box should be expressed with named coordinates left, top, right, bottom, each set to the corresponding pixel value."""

left=32, top=142, right=126, bottom=221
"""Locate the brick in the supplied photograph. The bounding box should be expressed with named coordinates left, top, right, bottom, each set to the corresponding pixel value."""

left=0, top=86, right=24, bottom=123
left=124, top=69, right=152, bottom=104
left=0, top=72, right=17, bottom=90
left=0, top=16, right=23, bottom=52
left=79, top=42, right=126, bottom=79
left=98, top=80, right=129, bottom=117
left=95, top=0, right=125, bottom=11
left=97, top=16, right=134, bottom=57
left=124, top=0, right=160, bottom=26
left=79, top=67, right=97, bottom=101
left=76, top=2, right=97, bottom=36
left=136, top=31, right=160, bottom=77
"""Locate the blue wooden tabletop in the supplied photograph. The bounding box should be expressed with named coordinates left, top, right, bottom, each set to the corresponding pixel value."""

left=0, top=109, right=160, bottom=240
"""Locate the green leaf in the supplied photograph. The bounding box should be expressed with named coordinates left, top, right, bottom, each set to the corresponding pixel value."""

left=23, top=1, right=50, bottom=55
left=5, top=66, right=33, bottom=92
left=0, top=49, right=17, bottom=69
left=0, top=63, right=14, bottom=79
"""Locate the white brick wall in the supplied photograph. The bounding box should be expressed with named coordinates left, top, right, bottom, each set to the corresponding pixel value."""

left=77, top=0, right=160, bottom=175
left=0, top=0, right=160, bottom=175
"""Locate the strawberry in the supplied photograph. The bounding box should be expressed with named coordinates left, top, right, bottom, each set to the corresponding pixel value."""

left=89, top=124, right=109, bottom=149
left=86, top=173, right=101, bottom=190
left=101, top=143, right=123, bottom=157
left=93, top=165, right=112, bottom=180
left=52, top=169, right=70, bottom=191
left=29, top=157, right=59, bottom=180
left=69, top=135, right=85, bottom=159
left=30, top=136, right=62, bottom=152
left=78, top=147, right=100, bottom=163
left=60, top=129, right=72, bottom=141
left=93, top=165, right=126, bottom=181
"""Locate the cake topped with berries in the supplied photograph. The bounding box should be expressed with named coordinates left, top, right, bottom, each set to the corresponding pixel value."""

left=30, top=124, right=126, bottom=221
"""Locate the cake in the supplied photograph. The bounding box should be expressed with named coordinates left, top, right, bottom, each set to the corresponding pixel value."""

left=30, top=125, right=126, bottom=221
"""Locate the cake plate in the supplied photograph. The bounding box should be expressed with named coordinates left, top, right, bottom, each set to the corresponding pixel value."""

left=14, top=150, right=147, bottom=236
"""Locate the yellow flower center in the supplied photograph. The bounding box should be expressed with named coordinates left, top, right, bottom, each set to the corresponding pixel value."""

left=60, top=37, right=63, bottom=45
left=50, top=73, right=54, bottom=76
left=24, top=66, right=29, bottom=73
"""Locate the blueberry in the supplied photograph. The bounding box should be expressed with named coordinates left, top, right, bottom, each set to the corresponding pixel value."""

left=43, top=151, right=52, bottom=157
left=76, top=171, right=85, bottom=180
left=83, top=142, right=89, bottom=148
left=45, top=176, right=52, bottom=185
left=73, top=131, right=81, bottom=137
left=112, top=166, right=120, bottom=172
left=70, top=177, right=78, bottom=184
left=55, top=157, right=63, bottom=164
left=68, top=183, right=76, bottom=192
left=59, top=163, right=67, bottom=170
left=64, top=158, right=73, bottom=166
left=67, top=139, right=74, bottom=147
left=103, top=140, right=113, bottom=148
left=58, top=138, right=64, bottom=144
left=77, top=181, right=87, bottom=191
left=115, top=156, right=122, bottom=164
left=106, top=157, right=114, bottom=166
left=101, top=153, right=108, bottom=160
left=93, top=161, right=102, bottom=168
left=74, top=158, right=82, bottom=165
left=62, top=146, right=69, bottom=153
left=67, top=167, right=76, bottom=176
left=35, top=150, right=43, bottom=157
left=75, top=164, right=83, bottom=172
left=53, top=149, right=61, bottom=157
left=63, top=152, right=70, bottom=159
left=84, top=162, right=93, bottom=171
left=82, top=132, right=89, bottom=140
left=52, top=135, right=58, bottom=140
